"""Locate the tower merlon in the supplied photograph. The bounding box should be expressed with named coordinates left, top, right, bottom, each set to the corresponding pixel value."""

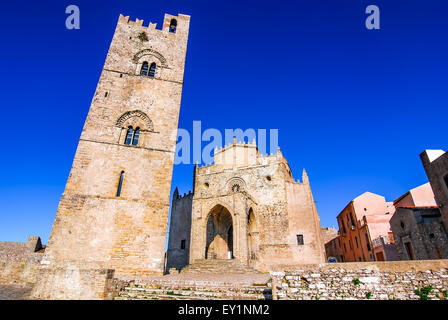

left=117, top=13, right=190, bottom=33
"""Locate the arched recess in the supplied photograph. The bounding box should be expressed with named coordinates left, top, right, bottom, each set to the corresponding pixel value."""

left=116, top=110, right=154, bottom=145
left=133, top=49, right=168, bottom=77
left=116, top=110, right=154, bottom=131
left=205, top=204, right=233, bottom=260
left=248, top=208, right=259, bottom=264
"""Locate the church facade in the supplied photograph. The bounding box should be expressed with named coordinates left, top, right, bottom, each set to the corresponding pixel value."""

left=167, top=139, right=326, bottom=273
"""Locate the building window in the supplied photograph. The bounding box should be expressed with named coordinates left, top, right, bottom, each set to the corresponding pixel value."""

left=297, top=234, right=304, bottom=245
left=124, top=126, right=140, bottom=146
left=365, top=234, right=371, bottom=251
left=341, top=218, right=347, bottom=234
left=116, top=171, right=124, bottom=197
left=355, top=236, right=359, bottom=248
left=181, top=240, right=186, bottom=250
left=349, top=239, right=353, bottom=250
left=125, top=127, right=134, bottom=145
left=140, top=61, right=149, bottom=76
left=148, top=62, right=156, bottom=77
left=132, top=127, right=140, bottom=146
left=350, top=212, right=356, bottom=229
left=343, top=243, right=347, bottom=252
left=169, top=19, right=177, bottom=33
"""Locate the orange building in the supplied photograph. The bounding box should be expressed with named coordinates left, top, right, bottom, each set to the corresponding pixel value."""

left=333, top=192, right=396, bottom=262
left=326, top=184, right=438, bottom=262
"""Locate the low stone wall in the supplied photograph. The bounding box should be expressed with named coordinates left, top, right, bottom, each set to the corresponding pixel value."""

left=270, top=260, right=448, bottom=300
left=30, top=264, right=115, bottom=300
left=0, top=239, right=44, bottom=285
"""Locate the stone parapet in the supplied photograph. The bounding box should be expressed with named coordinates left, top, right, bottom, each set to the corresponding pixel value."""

left=270, top=260, right=448, bottom=300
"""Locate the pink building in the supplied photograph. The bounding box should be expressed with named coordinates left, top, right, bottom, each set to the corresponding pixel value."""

left=335, top=192, right=397, bottom=262
left=393, top=183, right=437, bottom=208
left=328, top=183, right=439, bottom=262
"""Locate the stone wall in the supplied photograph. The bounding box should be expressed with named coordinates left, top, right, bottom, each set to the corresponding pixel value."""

left=31, top=263, right=115, bottom=300
left=270, top=260, right=448, bottom=300
left=390, top=207, right=448, bottom=260
left=0, top=237, right=44, bottom=285
left=166, top=190, right=193, bottom=271
left=421, top=150, right=448, bottom=228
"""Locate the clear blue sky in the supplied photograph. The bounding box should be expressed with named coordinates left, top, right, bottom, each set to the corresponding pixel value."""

left=1, top=1, right=447, bottom=243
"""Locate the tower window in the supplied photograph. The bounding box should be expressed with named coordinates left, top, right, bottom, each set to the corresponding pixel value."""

left=169, top=19, right=177, bottom=33
left=149, top=62, right=156, bottom=77
left=125, top=127, right=134, bottom=145
left=116, top=171, right=124, bottom=197
left=105, top=92, right=108, bottom=97
left=124, top=126, right=140, bottom=146
left=132, top=127, right=140, bottom=146
left=181, top=240, right=186, bottom=250
left=297, top=234, right=304, bottom=245
left=140, top=61, right=149, bottom=76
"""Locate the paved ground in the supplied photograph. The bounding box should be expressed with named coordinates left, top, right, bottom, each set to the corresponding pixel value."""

left=0, top=285, right=33, bottom=300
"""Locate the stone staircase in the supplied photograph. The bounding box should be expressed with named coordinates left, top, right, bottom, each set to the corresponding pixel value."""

left=179, top=259, right=259, bottom=275
left=114, top=280, right=272, bottom=300
left=113, top=260, right=272, bottom=300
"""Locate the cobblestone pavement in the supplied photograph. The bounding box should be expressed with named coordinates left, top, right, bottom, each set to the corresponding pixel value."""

left=0, top=285, right=33, bottom=300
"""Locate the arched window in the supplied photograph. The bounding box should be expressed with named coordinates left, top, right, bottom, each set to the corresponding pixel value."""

left=169, top=19, right=177, bottom=33
left=140, top=61, right=149, bottom=76
left=116, top=171, right=125, bottom=197
left=132, top=127, right=140, bottom=146
left=149, top=62, right=156, bottom=77
left=125, top=127, right=134, bottom=145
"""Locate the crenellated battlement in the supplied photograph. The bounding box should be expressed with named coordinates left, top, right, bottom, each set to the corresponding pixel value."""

left=195, top=138, right=289, bottom=176
left=212, top=138, right=258, bottom=157
left=173, top=187, right=194, bottom=201
left=117, top=13, right=190, bottom=34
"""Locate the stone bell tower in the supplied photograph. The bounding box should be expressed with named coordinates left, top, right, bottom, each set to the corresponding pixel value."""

left=34, top=12, right=190, bottom=285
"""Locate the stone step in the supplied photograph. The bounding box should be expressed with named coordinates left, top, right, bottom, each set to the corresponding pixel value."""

left=123, top=285, right=270, bottom=293
left=180, top=259, right=259, bottom=275
left=116, top=286, right=272, bottom=300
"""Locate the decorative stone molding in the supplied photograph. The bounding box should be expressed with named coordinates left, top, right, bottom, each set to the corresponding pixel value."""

left=133, top=49, right=168, bottom=68
left=226, top=177, right=247, bottom=194
left=116, top=110, right=154, bottom=131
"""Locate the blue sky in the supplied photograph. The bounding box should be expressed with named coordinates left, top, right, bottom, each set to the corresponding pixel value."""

left=1, top=1, right=447, bottom=243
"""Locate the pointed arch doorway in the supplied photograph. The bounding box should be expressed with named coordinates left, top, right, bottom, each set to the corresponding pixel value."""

left=205, top=205, right=234, bottom=260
